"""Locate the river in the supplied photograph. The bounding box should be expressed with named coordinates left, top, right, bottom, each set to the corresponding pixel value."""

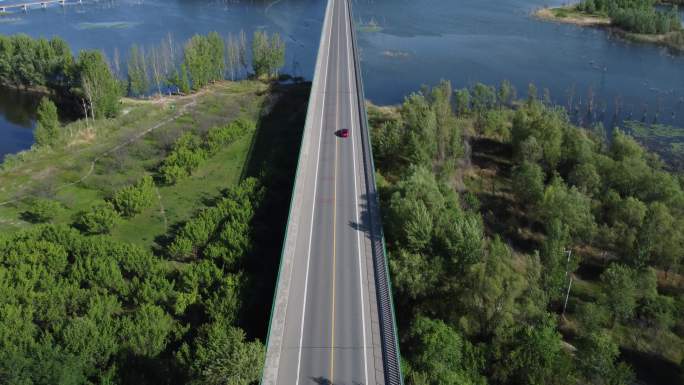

left=0, top=0, right=683, bottom=161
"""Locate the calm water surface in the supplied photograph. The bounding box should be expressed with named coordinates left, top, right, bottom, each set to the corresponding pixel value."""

left=0, top=0, right=683, bottom=159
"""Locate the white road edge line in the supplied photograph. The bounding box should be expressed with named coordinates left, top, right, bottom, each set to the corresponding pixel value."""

left=344, top=0, right=369, bottom=383
left=294, top=0, right=334, bottom=383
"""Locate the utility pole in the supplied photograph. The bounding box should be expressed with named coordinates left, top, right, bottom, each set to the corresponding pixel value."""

left=561, top=275, right=573, bottom=319
left=561, top=248, right=573, bottom=319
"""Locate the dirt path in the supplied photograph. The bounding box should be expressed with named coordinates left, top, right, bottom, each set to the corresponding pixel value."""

left=0, top=95, right=199, bottom=207
left=154, top=185, right=168, bottom=230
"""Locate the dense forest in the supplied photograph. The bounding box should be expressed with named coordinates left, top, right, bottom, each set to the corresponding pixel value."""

left=0, top=30, right=285, bottom=123
left=0, top=174, right=265, bottom=384
left=369, top=80, right=684, bottom=384
left=576, top=0, right=682, bottom=34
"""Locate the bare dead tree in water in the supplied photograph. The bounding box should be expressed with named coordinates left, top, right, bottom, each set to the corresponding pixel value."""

left=80, top=98, right=89, bottom=128
left=567, top=84, right=576, bottom=112
left=148, top=46, right=164, bottom=97
left=81, top=75, right=96, bottom=121
left=239, top=29, right=248, bottom=75
left=112, top=47, right=121, bottom=78
left=227, top=33, right=240, bottom=81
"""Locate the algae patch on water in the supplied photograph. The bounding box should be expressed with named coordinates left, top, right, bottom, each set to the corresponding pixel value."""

left=626, top=120, right=684, bottom=169
left=358, top=17, right=382, bottom=33
left=75, top=21, right=141, bottom=30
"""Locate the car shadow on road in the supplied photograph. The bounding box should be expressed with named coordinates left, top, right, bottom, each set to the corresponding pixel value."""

left=309, top=376, right=332, bottom=385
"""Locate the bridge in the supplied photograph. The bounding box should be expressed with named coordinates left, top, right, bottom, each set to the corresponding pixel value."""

left=0, top=0, right=82, bottom=13
left=261, top=0, right=403, bottom=384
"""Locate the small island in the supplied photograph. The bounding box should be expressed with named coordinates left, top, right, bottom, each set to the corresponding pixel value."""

left=535, top=0, right=684, bottom=51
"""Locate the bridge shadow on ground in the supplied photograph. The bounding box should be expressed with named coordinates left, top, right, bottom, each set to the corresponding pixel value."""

left=239, top=81, right=311, bottom=341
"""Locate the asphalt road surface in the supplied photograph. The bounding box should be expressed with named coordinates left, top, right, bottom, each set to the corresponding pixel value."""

left=262, top=0, right=385, bottom=383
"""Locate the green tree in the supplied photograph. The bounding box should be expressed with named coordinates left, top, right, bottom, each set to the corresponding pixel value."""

left=577, top=331, right=634, bottom=385
left=575, top=302, right=610, bottom=335
left=76, top=50, right=121, bottom=119
left=184, top=33, right=225, bottom=90
left=407, top=316, right=485, bottom=385
left=492, top=316, right=574, bottom=385
left=638, top=202, right=684, bottom=271
left=497, top=79, right=515, bottom=106
left=390, top=250, right=441, bottom=300
left=400, top=93, right=437, bottom=166
left=126, top=44, right=148, bottom=96
left=34, top=97, right=60, bottom=147
left=120, top=304, right=173, bottom=357
left=179, top=63, right=191, bottom=94
left=459, top=237, right=527, bottom=337
left=539, top=176, right=596, bottom=241
left=455, top=88, right=471, bottom=116
left=512, top=161, right=545, bottom=206
left=251, top=30, right=285, bottom=79
left=540, top=219, right=572, bottom=302
left=184, top=320, right=264, bottom=385
left=600, top=263, right=638, bottom=324
left=470, top=83, right=496, bottom=113
left=569, top=162, right=601, bottom=196
left=511, top=102, right=565, bottom=171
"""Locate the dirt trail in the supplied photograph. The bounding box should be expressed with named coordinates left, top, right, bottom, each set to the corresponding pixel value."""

left=0, top=95, right=199, bottom=207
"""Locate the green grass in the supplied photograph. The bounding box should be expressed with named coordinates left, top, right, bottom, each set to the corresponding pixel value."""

left=0, top=80, right=268, bottom=248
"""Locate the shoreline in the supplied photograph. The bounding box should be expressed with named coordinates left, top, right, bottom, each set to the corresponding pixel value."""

left=533, top=5, right=684, bottom=52
left=534, top=6, right=611, bottom=27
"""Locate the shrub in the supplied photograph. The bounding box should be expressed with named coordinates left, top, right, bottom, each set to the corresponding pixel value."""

left=205, top=118, right=255, bottom=155
left=158, top=132, right=207, bottom=185
left=112, top=176, right=156, bottom=217
left=34, top=97, right=60, bottom=147
left=22, top=198, right=63, bottom=223
left=74, top=202, right=120, bottom=234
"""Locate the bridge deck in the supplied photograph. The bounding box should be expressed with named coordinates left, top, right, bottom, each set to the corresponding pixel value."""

left=261, top=0, right=402, bottom=384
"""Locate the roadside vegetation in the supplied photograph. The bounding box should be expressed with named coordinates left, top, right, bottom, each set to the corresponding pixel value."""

left=369, top=80, right=684, bottom=385
left=536, top=0, right=684, bottom=51
left=0, top=78, right=308, bottom=384
left=0, top=21, right=306, bottom=382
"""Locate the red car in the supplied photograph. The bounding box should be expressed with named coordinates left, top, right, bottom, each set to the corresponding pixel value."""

left=336, top=128, right=349, bottom=138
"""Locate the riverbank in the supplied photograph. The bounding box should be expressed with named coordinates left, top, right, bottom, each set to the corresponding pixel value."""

left=534, top=5, right=684, bottom=52
left=0, top=80, right=303, bottom=248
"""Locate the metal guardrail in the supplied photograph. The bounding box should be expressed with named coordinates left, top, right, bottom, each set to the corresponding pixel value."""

left=346, top=1, right=404, bottom=384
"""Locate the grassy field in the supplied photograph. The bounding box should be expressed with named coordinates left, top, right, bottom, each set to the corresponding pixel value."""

left=0, top=80, right=269, bottom=249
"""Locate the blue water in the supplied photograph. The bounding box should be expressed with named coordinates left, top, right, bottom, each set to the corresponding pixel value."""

left=1, top=0, right=683, bottom=160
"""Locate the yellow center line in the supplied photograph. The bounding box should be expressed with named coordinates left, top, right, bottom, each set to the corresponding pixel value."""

left=330, top=1, right=340, bottom=383
left=330, top=137, right=338, bottom=384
